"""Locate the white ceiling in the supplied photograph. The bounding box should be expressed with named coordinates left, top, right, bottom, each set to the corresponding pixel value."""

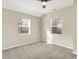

left=2, top=0, right=73, bottom=17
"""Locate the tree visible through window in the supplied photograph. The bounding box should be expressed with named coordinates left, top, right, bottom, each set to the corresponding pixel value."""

left=18, top=18, right=30, bottom=35
left=50, top=18, right=63, bottom=34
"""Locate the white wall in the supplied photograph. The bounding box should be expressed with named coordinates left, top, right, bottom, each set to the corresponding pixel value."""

left=2, top=9, right=41, bottom=50
left=41, top=6, right=76, bottom=50
left=3, top=4, right=76, bottom=54
left=73, top=0, right=77, bottom=54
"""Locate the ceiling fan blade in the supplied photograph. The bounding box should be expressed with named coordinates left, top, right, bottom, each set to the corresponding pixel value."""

left=47, top=0, right=51, bottom=1
left=37, top=0, right=52, bottom=1
left=37, top=0, right=42, bottom=1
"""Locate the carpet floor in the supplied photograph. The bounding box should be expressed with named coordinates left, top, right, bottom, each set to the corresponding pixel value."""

left=2, top=42, right=76, bottom=59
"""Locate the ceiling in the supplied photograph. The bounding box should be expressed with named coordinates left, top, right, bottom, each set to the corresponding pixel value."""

left=2, top=0, right=73, bottom=17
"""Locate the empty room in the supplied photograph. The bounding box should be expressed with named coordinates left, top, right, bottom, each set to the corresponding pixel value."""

left=2, top=0, right=77, bottom=59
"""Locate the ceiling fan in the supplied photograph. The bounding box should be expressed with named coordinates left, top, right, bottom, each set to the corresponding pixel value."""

left=37, top=0, right=52, bottom=8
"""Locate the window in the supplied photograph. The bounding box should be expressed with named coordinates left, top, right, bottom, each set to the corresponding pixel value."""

left=50, top=18, right=63, bottom=34
left=18, top=18, right=30, bottom=35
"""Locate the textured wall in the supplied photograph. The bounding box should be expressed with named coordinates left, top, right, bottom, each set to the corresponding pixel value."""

left=2, top=9, right=41, bottom=50
left=41, top=6, right=76, bottom=50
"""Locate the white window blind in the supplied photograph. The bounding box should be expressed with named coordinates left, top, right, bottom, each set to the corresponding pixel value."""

left=18, top=18, right=30, bottom=35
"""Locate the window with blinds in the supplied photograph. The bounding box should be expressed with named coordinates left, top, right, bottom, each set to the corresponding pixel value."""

left=18, top=18, right=30, bottom=35
left=50, top=18, right=63, bottom=34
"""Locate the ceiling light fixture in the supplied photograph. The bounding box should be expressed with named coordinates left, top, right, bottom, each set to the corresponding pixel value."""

left=37, top=0, right=51, bottom=8
left=42, top=1, right=47, bottom=8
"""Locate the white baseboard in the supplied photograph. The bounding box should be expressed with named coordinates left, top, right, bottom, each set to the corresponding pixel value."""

left=2, top=41, right=40, bottom=50
left=46, top=42, right=73, bottom=50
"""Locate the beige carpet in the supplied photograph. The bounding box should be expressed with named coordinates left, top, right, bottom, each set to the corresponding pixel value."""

left=2, top=42, right=76, bottom=59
